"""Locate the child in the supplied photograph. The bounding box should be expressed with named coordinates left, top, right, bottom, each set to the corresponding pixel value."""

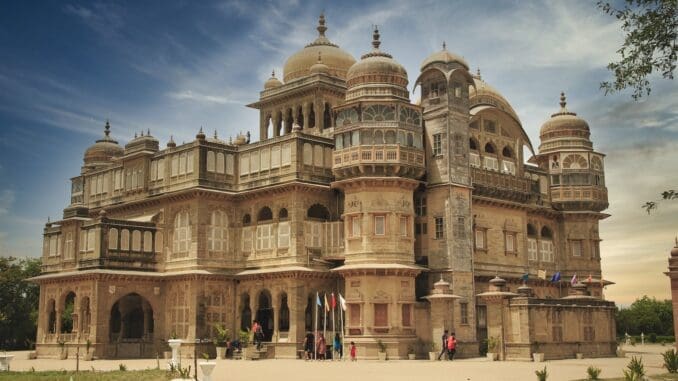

left=350, top=341, right=357, bottom=361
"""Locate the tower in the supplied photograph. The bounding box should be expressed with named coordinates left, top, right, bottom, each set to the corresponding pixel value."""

left=331, top=28, right=426, bottom=358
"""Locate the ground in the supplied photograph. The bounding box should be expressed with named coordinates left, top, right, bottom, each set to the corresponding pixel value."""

left=2, top=344, right=675, bottom=381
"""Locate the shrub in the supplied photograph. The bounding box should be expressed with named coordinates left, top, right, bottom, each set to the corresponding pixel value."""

left=178, top=365, right=191, bottom=378
left=239, top=330, right=250, bottom=348
left=663, top=349, right=678, bottom=373
left=586, top=365, right=602, bottom=380
left=649, top=333, right=657, bottom=343
left=479, top=339, right=488, bottom=356
left=535, top=366, right=548, bottom=381
left=118, top=363, right=127, bottom=371
left=625, top=356, right=645, bottom=378
left=487, top=336, right=500, bottom=352
left=377, top=339, right=386, bottom=352
left=213, top=324, right=230, bottom=347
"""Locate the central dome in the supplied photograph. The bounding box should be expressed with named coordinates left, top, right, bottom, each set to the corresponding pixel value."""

left=282, top=14, right=356, bottom=82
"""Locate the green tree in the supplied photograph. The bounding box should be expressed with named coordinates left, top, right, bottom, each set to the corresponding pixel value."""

left=616, top=295, right=674, bottom=336
left=598, top=0, right=677, bottom=100
left=0, top=256, right=41, bottom=350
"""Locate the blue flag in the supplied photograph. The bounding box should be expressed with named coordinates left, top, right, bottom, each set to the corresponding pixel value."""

left=316, top=292, right=322, bottom=307
left=550, top=272, right=561, bottom=282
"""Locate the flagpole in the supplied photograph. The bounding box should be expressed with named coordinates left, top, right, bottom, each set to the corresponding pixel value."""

left=332, top=296, right=336, bottom=360
left=323, top=293, right=327, bottom=354
left=340, top=298, right=345, bottom=361
left=314, top=291, right=319, bottom=360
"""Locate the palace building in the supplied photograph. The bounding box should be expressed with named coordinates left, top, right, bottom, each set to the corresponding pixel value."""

left=32, top=15, right=616, bottom=361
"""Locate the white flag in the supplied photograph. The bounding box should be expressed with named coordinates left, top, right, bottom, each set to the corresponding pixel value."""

left=338, top=292, right=346, bottom=311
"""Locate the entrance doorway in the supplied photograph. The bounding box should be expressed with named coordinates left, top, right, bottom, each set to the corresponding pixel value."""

left=255, top=290, right=274, bottom=342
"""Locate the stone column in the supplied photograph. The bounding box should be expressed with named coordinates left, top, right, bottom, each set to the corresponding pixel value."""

left=260, top=113, right=269, bottom=141
left=284, top=109, right=292, bottom=135
left=302, top=103, right=310, bottom=131
left=273, top=294, right=280, bottom=343
left=477, top=276, right=519, bottom=361
left=317, top=102, right=325, bottom=131
left=273, top=113, right=281, bottom=138
left=424, top=277, right=459, bottom=355
left=56, top=309, right=62, bottom=335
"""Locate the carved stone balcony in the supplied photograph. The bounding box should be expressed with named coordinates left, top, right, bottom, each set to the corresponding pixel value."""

left=471, top=167, right=537, bottom=203
left=332, top=145, right=425, bottom=179
left=550, top=185, right=608, bottom=211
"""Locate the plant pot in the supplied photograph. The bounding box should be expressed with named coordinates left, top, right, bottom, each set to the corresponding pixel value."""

left=408, top=353, right=416, bottom=360
left=532, top=352, right=544, bottom=362
left=428, top=351, right=437, bottom=361
left=199, top=361, right=216, bottom=381
left=575, top=353, right=583, bottom=359
left=377, top=351, right=387, bottom=361
left=216, top=347, right=227, bottom=360
left=487, top=352, right=498, bottom=361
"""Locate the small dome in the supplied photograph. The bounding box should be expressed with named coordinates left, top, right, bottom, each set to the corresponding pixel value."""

left=420, top=42, right=469, bottom=71
left=538, top=93, right=592, bottom=153
left=234, top=132, right=248, bottom=146
left=264, top=70, right=283, bottom=90
left=470, top=74, right=521, bottom=124
left=84, top=121, right=124, bottom=165
left=125, top=129, right=159, bottom=151
left=309, top=52, right=330, bottom=74
left=167, top=135, right=177, bottom=148
left=282, top=14, right=356, bottom=82
left=346, top=27, right=409, bottom=99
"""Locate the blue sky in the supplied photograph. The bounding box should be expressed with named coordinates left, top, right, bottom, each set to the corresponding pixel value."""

left=0, top=0, right=676, bottom=305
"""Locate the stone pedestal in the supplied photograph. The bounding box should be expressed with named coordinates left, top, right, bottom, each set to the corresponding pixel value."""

left=0, top=355, right=14, bottom=371
left=199, top=361, right=216, bottom=381
left=424, top=277, right=460, bottom=355
left=168, top=339, right=182, bottom=368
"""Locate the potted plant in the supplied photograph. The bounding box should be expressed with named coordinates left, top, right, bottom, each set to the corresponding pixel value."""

left=84, top=339, right=94, bottom=361
left=57, top=338, right=67, bottom=360
left=376, top=339, right=387, bottom=361
left=487, top=336, right=499, bottom=361
left=213, top=325, right=230, bottom=360
left=407, top=345, right=416, bottom=360
left=533, top=341, right=544, bottom=362
left=239, top=330, right=250, bottom=360
left=427, top=342, right=437, bottom=361
left=575, top=341, right=583, bottom=359
left=198, top=352, right=216, bottom=381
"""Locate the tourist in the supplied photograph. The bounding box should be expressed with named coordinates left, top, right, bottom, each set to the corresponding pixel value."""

left=316, top=332, right=326, bottom=360
left=333, top=333, right=343, bottom=359
left=447, top=332, right=457, bottom=360
left=255, top=322, right=264, bottom=350
left=304, top=331, right=314, bottom=360
left=252, top=321, right=260, bottom=349
left=437, top=329, right=448, bottom=360
left=349, top=341, right=357, bottom=361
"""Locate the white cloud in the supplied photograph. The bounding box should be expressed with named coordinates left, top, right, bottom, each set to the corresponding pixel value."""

left=167, top=90, right=245, bottom=105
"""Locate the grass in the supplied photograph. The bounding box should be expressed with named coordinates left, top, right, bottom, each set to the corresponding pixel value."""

left=0, top=369, right=170, bottom=381
left=572, top=373, right=678, bottom=381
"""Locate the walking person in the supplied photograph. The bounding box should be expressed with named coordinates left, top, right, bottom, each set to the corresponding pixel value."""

left=447, top=332, right=457, bottom=360
left=333, top=332, right=343, bottom=360
left=349, top=341, right=357, bottom=361
left=255, top=322, right=264, bottom=350
left=303, top=331, right=315, bottom=360
left=251, top=321, right=260, bottom=349
left=316, top=332, right=326, bottom=360
left=437, top=329, right=448, bottom=360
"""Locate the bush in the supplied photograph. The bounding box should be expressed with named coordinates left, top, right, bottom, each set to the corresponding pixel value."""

left=118, top=364, right=127, bottom=371
left=663, top=349, right=678, bottom=373
left=586, top=365, right=602, bottom=380
left=535, top=366, right=548, bottom=381
left=624, top=356, right=645, bottom=379
left=649, top=332, right=657, bottom=343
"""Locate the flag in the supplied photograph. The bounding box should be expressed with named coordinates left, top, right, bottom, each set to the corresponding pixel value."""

left=331, top=293, right=337, bottom=309
left=570, top=273, right=577, bottom=285
left=324, top=293, right=330, bottom=312
left=538, top=270, right=546, bottom=280
left=338, top=293, right=347, bottom=311
left=316, top=292, right=322, bottom=307
left=550, top=272, right=561, bottom=282
left=587, top=274, right=592, bottom=283
left=521, top=273, right=529, bottom=282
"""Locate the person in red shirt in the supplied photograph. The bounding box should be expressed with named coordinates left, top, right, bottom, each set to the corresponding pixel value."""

left=350, top=341, right=357, bottom=361
left=446, top=332, right=457, bottom=360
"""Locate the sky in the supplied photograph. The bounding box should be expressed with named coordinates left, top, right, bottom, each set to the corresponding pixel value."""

left=0, top=0, right=675, bottom=306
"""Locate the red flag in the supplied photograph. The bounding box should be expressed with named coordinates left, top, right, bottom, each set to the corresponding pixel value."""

left=331, top=293, right=337, bottom=309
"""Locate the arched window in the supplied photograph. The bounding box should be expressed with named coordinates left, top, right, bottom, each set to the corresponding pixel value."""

left=279, top=208, right=289, bottom=220
left=407, top=133, right=414, bottom=147
left=121, top=229, right=130, bottom=251
left=143, top=231, right=153, bottom=252
left=242, top=214, right=251, bottom=226
left=541, top=226, right=553, bottom=239
left=61, top=292, right=76, bottom=333
left=360, top=130, right=373, bottom=145
left=385, top=130, right=396, bottom=144
left=216, top=152, right=225, bottom=174
left=208, top=210, right=228, bottom=253
left=469, top=138, right=478, bottom=151
left=484, top=142, right=496, bottom=154
left=540, top=226, right=554, bottom=262
left=279, top=293, right=290, bottom=332
left=240, top=294, right=251, bottom=331
left=132, top=230, right=141, bottom=251
left=109, top=228, right=119, bottom=250
left=47, top=299, right=57, bottom=334
left=374, top=130, right=384, bottom=144
left=307, top=204, right=330, bottom=220
left=207, top=151, right=216, bottom=172
left=173, top=211, right=191, bottom=253
left=527, top=224, right=537, bottom=237
left=258, top=207, right=273, bottom=222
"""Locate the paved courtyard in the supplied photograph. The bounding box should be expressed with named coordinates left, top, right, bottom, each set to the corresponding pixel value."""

left=3, top=344, right=674, bottom=381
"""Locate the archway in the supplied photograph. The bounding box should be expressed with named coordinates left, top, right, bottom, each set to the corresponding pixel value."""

left=47, top=299, right=56, bottom=334
left=240, top=294, right=251, bottom=332
left=61, top=292, right=76, bottom=333
left=255, top=290, right=274, bottom=341
left=109, top=293, right=154, bottom=342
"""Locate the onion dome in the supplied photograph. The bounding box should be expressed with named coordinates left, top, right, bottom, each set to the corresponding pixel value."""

left=539, top=92, right=592, bottom=154
left=167, top=135, right=177, bottom=148
left=264, top=70, right=283, bottom=90
left=309, top=52, right=330, bottom=75
left=469, top=72, right=521, bottom=125
left=125, top=129, right=159, bottom=153
left=420, top=41, right=469, bottom=71
left=84, top=120, right=124, bottom=165
left=283, top=14, right=356, bottom=82
left=346, top=27, right=409, bottom=100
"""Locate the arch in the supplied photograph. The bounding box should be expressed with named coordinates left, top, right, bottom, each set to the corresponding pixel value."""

left=143, top=231, right=153, bottom=252
left=407, top=132, right=414, bottom=147
left=132, top=230, right=141, bottom=251
left=120, top=229, right=130, bottom=251
left=61, top=291, right=76, bottom=333
left=109, top=228, right=119, bottom=250
left=109, top=293, right=154, bottom=341
left=469, top=137, right=479, bottom=151
left=257, top=206, right=273, bottom=222
left=240, top=293, right=252, bottom=332
left=207, top=151, right=216, bottom=172
left=360, top=130, right=373, bottom=145
left=255, top=290, right=274, bottom=342
left=374, top=130, right=384, bottom=144
left=307, top=204, right=330, bottom=220
left=279, top=292, right=290, bottom=332
left=484, top=142, right=496, bottom=154
left=527, top=223, right=537, bottom=237
left=242, top=214, right=251, bottom=226
left=323, top=102, right=332, bottom=129
left=47, top=299, right=57, bottom=334
left=308, top=103, right=316, bottom=129
left=279, top=208, right=289, bottom=220
left=541, top=226, right=553, bottom=239
left=385, top=130, right=396, bottom=144
left=502, top=145, right=513, bottom=158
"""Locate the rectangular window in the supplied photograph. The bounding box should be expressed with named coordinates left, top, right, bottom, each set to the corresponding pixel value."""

left=541, top=240, right=554, bottom=262
left=171, top=156, right=179, bottom=177
left=87, top=229, right=95, bottom=252
left=305, top=221, right=322, bottom=248
left=401, top=304, right=412, bottom=327
left=434, top=217, right=444, bottom=239
left=505, top=233, right=515, bottom=253
left=240, top=153, right=250, bottom=175
left=64, top=233, right=73, bottom=259
left=415, top=196, right=426, bottom=217
left=281, top=143, right=291, bottom=166
left=453, top=82, right=462, bottom=98
left=271, top=146, right=281, bottom=168
left=475, top=229, right=486, bottom=250
left=528, top=238, right=538, bottom=261
left=400, top=216, right=408, bottom=237
left=242, top=227, right=253, bottom=252
left=460, top=302, right=469, bottom=325
left=551, top=175, right=560, bottom=186
left=151, top=160, right=158, bottom=180
left=216, top=152, right=225, bottom=174
left=157, top=159, right=164, bottom=180
left=502, top=161, right=516, bottom=175
left=483, top=156, right=499, bottom=171
left=277, top=222, right=290, bottom=248
left=470, top=152, right=481, bottom=168
left=226, top=154, right=234, bottom=175
left=429, top=82, right=439, bottom=98
left=260, top=148, right=270, bottom=171
left=251, top=150, right=260, bottom=173
left=374, top=215, right=385, bottom=236
left=483, top=120, right=496, bottom=134
left=374, top=303, right=388, bottom=327
left=350, top=216, right=361, bottom=237
left=432, top=134, right=442, bottom=156
left=256, top=224, right=272, bottom=250
left=592, top=240, right=600, bottom=259
left=186, top=151, right=194, bottom=173
left=571, top=240, right=582, bottom=257
left=179, top=153, right=186, bottom=175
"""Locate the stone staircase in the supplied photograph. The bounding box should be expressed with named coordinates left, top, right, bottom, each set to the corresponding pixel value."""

left=234, top=344, right=271, bottom=360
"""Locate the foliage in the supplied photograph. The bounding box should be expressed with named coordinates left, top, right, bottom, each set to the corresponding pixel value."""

left=213, top=324, right=230, bottom=347
left=0, top=370, right=169, bottom=380
left=487, top=336, right=500, bottom=352
left=377, top=339, right=386, bottom=352
left=587, top=365, right=602, bottom=380
left=479, top=338, right=488, bottom=356
left=664, top=349, right=678, bottom=373
left=201, top=352, right=210, bottom=360
left=598, top=0, right=677, bottom=100
left=239, top=330, right=250, bottom=348
left=624, top=356, right=646, bottom=380
left=616, top=296, right=674, bottom=336
left=169, top=332, right=178, bottom=340
left=535, top=366, right=548, bottom=381
left=643, top=190, right=677, bottom=213
left=0, top=256, right=41, bottom=350
left=86, top=339, right=92, bottom=352
left=118, top=364, right=127, bottom=371
left=177, top=365, right=191, bottom=379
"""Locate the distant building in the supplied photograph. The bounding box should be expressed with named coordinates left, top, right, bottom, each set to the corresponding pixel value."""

left=32, top=15, right=615, bottom=360
left=665, top=239, right=678, bottom=348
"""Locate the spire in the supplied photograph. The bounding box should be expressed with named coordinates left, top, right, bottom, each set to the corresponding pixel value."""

left=104, top=119, right=111, bottom=137
left=271, top=69, right=276, bottom=78
left=214, top=130, right=218, bottom=139
left=317, top=13, right=327, bottom=37
left=147, top=128, right=151, bottom=136
left=134, top=132, right=138, bottom=138
left=559, top=91, right=567, bottom=109
left=442, top=41, right=447, bottom=50
left=140, top=129, right=144, bottom=137
left=372, top=25, right=381, bottom=50
left=476, top=67, right=481, bottom=80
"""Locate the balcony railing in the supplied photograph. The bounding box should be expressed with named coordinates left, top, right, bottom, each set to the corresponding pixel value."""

left=471, top=167, right=537, bottom=202
left=333, top=145, right=425, bottom=169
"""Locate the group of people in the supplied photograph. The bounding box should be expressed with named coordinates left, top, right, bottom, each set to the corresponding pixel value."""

left=303, top=331, right=357, bottom=361
left=437, top=330, right=457, bottom=360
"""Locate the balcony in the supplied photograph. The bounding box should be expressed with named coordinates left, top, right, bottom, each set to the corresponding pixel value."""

left=333, top=145, right=425, bottom=179
left=471, top=167, right=537, bottom=203
left=550, top=185, right=608, bottom=211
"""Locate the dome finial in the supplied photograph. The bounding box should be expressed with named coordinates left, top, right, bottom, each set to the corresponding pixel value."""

left=559, top=91, right=567, bottom=109
left=140, top=129, right=144, bottom=137
left=271, top=69, right=276, bottom=78
left=214, top=129, right=218, bottom=139
left=476, top=67, right=481, bottom=80
left=372, top=25, right=381, bottom=50
left=147, top=128, right=151, bottom=136
left=317, top=13, right=327, bottom=37
left=134, top=131, right=138, bottom=138
left=442, top=41, right=446, bottom=50
left=104, top=119, right=111, bottom=137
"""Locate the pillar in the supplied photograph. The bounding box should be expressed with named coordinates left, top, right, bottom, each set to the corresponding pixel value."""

left=317, top=102, right=325, bottom=131
left=273, top=113, right=281, bottom=138
left=260, top=113, right=268, bottom=141
left=273, top=294, right=280, bottom=342
left=302, top=103, right=310, bottom=131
